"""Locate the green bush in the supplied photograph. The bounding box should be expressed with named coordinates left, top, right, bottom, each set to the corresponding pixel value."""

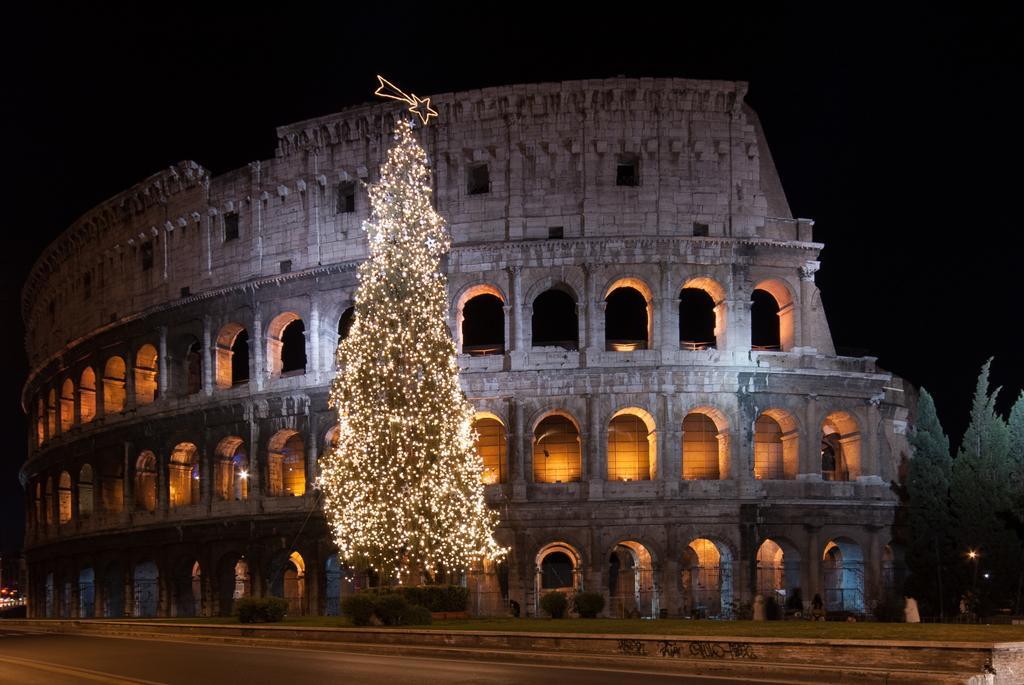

left=341, top=594, right=376, bottom=626
left=235, top=597, right=288, bottom=623
left=572, top=591, right=605, bottom=618
left=540, top=591, right=568, bottom=618
left=400, top=604, right=433, bottom=625
left=372, top=593, right=409, bottom=626
left=391, top=585, right=469, bottom=612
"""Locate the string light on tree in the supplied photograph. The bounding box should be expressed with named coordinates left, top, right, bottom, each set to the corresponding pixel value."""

left=318, top=111, right=504, bottom=582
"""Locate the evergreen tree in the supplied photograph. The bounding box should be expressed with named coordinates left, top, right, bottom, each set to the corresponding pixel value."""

left=318, top=118, right=504, bottom=582
left=1008, top=392, right=1024, bottom=472
left=905, top=388, right=954, bottom=615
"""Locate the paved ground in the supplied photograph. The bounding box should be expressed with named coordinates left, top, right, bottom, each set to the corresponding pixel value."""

left=0, top=627, right=770, bottom=684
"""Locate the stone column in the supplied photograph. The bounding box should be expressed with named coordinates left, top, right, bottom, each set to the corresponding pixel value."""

left=805, top=526, right=821, bottom=611
left=95, top=369, right=106, bottom=421
left=309, top=297, right=321, bottom=380
left=202, top=316, right=214, bottom=396
left=123, top=441, right=135, bottom=513
left=798, top=262, right=820, bottom=352
left=158, top=326, right=168, bottom=399
left=252, top=309, right=264, bottom=391
left=512, top=399, right=527, bottom=501
left=799, top=397, right=822, bottom=479
left=508, top=266, right=524, bottom=366
left=124, top=354, right=137, bottom=413
left=659, top=262, right=677, bottom=352
left=157, top=446, right=169, bottom=515
left=587, top=394, right=603, bottom=499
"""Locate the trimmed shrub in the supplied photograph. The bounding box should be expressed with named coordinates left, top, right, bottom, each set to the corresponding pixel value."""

left=540, top=591, right=568, bottom=618
left=572, top=591, right=605, bottom=618
left=341, top=594, right=376, bottom=626
left=236, top=597, right=288, bottom=623
left=400, top=604, right=433, bottom=625
left=372, top=593, right=409, bottom=626
left=391, top=585, right=469, bottom=612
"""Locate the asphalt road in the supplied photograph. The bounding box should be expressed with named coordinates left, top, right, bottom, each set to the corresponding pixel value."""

left=0, top=627, right=768, bottom=684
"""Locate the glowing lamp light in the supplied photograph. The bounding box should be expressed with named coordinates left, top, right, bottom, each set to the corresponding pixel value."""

left=968, top=550, right=978, bottom=560
left=239, top=470, right=249, bottom=480
left=374, top=75, right=438, bottom=124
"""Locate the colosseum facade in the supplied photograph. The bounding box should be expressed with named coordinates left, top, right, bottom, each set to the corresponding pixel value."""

left=20, top=77, right=911, bottom=620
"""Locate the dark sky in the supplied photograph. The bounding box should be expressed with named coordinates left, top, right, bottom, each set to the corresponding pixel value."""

left=2, top=4, right=1022, bottom=554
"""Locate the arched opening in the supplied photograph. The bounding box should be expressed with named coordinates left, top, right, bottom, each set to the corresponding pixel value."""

left=46, top=389, right=56, bottom=437
left=132, top=561, right=159, bottom=618
left=535, top=543, right=581, bottom=613
left=215, top=323, right=249, bottom=389
left=134, top=452, right=157, bottom=513
left=751, top=290, right=781, bottom=351
left=531, top=288, right=578, bottom=350
left=755, top=538, right=802, bottom=608
left=681, top=538, right=733, bottom=619
left=267, top=430, right=305, bottom=497
left=283, top=551, right=306, bottom=616
left=171, top=559, right=201, bottom=618
left=103, top=356, right=126, bottom=413
left=169, top=442, right=200, bottom=508
left=58, top=471, right=72, bottom=525
left=682, top=409, right=728, bottom=480
left=79, top=368, right=96, bottom=423
left=324, top=554, right=356, bottom=616
left=754, top=410, right=799, bottom=480
left=214, top=436, right=248, bottom=501
left=268, top=313, right=306, bottom=377
left=679, top=288, right=718, bottom=350
left=473, top=414, right=507, bottom=484
left=822, top=538, right=865, bottom=613
left=607, top=409, right=655, bottom=481
left=752, top=279, right=795, bottom=351
left=217, top=556, right=250, bottom=616
left=608, top=541, right=657, bottom=618
left=605, top=282, right=650, bottom=352
left=533, top=414, right=581, bottom=483
left=338, top=306, right=355, bottom=343
left=135, top=344, right=159, bottom=405
left=77, top=465, right=93, bottom=519
left=78, top=568, right=95, bottom=618
left=821, top=412, right=860, bottom=481
left=462, top=293, right=505, bottom=356
left=101, top=562, right=124, bottom=617
left=185, top=339, right=202, bottom=395
left=59, top=379, right=74, bottom=433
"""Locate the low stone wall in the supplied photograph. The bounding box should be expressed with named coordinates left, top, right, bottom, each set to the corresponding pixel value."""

left=6, top=620, right=1021, bottom=684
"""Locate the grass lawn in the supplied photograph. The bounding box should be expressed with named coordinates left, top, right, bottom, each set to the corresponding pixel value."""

left=143, top=616, right=1024, bottom=642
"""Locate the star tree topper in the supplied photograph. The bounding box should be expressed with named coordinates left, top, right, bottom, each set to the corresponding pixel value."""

left=374, top=75, right=438, bottom=124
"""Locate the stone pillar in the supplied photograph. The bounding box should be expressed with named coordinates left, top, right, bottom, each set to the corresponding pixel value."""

left=252, top=310, right=264, bottom=391
left=94, top=365, right=106, bottom=421
left=309, top=297, right=321, bottom=379
left=724, top=297, right=751, bottom=354
left=202, top=316, right=214, bottom=396
left=798, top=262, right=820, bottom=352
left=157, top=446, right=169, bottom=515
left=659, top=262, right=676, bottom=352
left=805, top=526, right=821, bottom=611
left=124, top=353, right=137, bottom=412
left=123, top=441, right=135, bottom=513
left=508, top=266, right=524, bottom=365
left=587, top=394, right=603, bottom=499
left=158, top=326, right=168, bottom=399
left=512, top=399, right=527, bottom=501
left=866, top=528, right=883, bottom=610
left=799, top=397, right=822, bottom=479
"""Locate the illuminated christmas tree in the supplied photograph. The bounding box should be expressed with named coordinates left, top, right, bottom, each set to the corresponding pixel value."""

left=319, top=118, right=504, bottom=583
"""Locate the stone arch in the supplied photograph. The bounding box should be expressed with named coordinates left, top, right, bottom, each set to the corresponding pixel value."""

left=103, top=356, right=127, bottom=413
left=214, top=436, right=248, bottom=501
left=267, top=312, right=306, bottom=377
left=267, top=429, right=305, bottom=497
left=681, top=537, right=734, bottom=619
left=215, top=322, right=249, bottom=389
left=59, top=378, right=74, bottom=432
left=57, top=471, right=72, bottom=525
left=472, top=411, right=507, bottom=484
left=531, top=284, right=579, bottom=350
left=822, top=411, right=860, bottom=480
left=134, top=451, right=157, bottom=513
left=822, top=537, right=865, bottom=613
left=532, top=412, right=582, bottom=483
left=132, top=560, right=159, bottom=618
left=217, top=553, right=251, bottom=616
left=457, top=283, right=506, bottom=356
left=607, top=407, right=656, bottom=481
left=752, top=278, right=796, bottom=351
left=134, top=344, right=159, bottom=405
left=682, top=407, right=730, bottom=480
left=78, top=464, right=94, bottom=519
left=169, top=442, right=200, bottom=508
left=754, top=409, right=800, bottom=480
left=755, top=537, right=802, bottom=605
left=535, top=542, right=583, bottom=605
left=679, top=276, right=726, bottom=350
left=607, top=540, right=658, bottom=618
left=79, top=367, right=96, bottom=424
left=283, top=551, right=306, bottom=616
left=604, top=277, right=653, bottom=351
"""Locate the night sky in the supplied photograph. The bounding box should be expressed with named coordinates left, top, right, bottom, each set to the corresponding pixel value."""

left=2, top=5, right=1022, bottom=555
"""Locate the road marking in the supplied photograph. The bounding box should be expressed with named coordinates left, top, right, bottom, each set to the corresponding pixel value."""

left=0, top=654, right=169, bottom=685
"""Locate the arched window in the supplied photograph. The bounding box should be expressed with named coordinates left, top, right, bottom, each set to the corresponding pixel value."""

left=822, top=538, right=865, bottom=612
left=268, top=313, right=306, bottom=377
left=756, top=538, right=801, bottom=604
left=473, top=415, right=507, bottom=484
left=533, top=414, right=581, bottom=483
left=283, top=551, right=306, bottom=616
left=133, top=561, right=159, bottom=618
left=679, top=288, right=717, bottom=350
left=461, top=292, right=505, bottom=356
left=79, top=368, right=96, bottom=423
left=681, top=538, right=733, bottom=619
left=541, top=552, right=575, bottom=590
left=59, top=379, right=74, bottom=432
left=608, top=541, right=657, bottom=618
left=46, top=389, right=57, bottom=437
left=78, top=465, right=94, bottom=519
left=267, top=430, right=305, bottom=497
left=682, top=412, right=722, bottom=480
left=214, top=436, right=248, bottom=501
left=605, top=284, right=649, bottom=351
left=338, top=307, right=355, bottom=342
left=607, top=410, right=654, bottom=481
left=185, top=339, right=202, bottom=395
left=103, top=357, right=127, bottom=413
left=58, top=471, right=72, bottom=524
left=135, top=344, right=159, bottom=405
left=531, top=288, right=578, bottom=349
left=169, top=442, right=200, bottom=508
left=215, top=323, right=249, bottom=389
left=821, top=412, right=860, bottom=481
left=751, top=290, right=781, bottom=350
left=754, top=410, right=799, bottom=480
left=135, top=451, right=157, bottom=513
